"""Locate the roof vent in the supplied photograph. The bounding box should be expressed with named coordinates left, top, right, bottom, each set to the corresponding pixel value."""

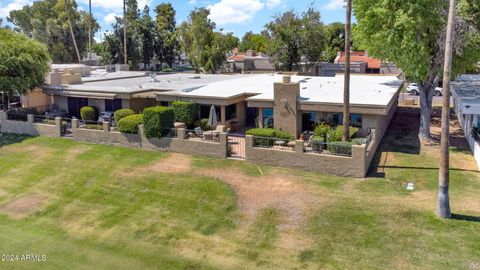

left=189, top=75, right=201, bottom=79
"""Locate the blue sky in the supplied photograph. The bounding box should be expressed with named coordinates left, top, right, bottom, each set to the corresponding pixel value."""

left=0, top=0, right=348, bottom=41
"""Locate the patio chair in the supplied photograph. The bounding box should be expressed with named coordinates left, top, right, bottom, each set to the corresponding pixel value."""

left=194, top=127, right=204, bottom=139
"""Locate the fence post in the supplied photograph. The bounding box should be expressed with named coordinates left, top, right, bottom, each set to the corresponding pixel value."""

left=72, top=118, right=78, bottom=132
left=27, top=114, right=34, bottom=123
left=295, top=140, right=304, bottom=153
left=219, top=132, right=228, bottom=158
left=103, top=121, right=110, bottom=132
left=0, top=111, right=6, bottom=123
left=55, top=117, right=62, bottom=137
left=177, top=128, right=186, bottom=140
left=352, top=144, right=367, bottom=178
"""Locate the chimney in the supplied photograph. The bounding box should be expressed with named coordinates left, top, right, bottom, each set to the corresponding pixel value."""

left=273, top=76, right=300, bottom=137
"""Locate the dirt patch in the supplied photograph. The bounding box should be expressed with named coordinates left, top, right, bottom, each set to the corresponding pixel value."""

left=0, top=189, right=7, bottom=197
left=199, top=169, right=320, bottom=230
left=116, top=153, right=192, bottom=178
left=145, top=153, right=191, bottom=174
left=0, top=194, right=46, bottom=219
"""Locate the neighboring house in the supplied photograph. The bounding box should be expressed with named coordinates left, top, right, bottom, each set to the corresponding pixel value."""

left=452, top=74, right=480, bottom=168
left=227, top=49, right=273, bottom=73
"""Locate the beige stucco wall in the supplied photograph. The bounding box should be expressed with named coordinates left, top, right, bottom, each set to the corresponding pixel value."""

left=273, top=81, right=301, bottom=136
left=245, top=135, right=368, bottom=177
left=0, top=112, right=62, bottom=137
left=21, top=88, right=52, bottom=110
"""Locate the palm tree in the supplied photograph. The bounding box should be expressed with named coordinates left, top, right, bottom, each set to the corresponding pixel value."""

left=438, top=0, right=456, bottom=218
left=65, top=0, right=81, bottom=63
left=342, top=0, right=352, bottom=142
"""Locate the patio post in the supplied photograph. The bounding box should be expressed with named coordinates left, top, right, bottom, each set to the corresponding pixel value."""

left=103, top=121, right=110, bottom=132
left=72, top=118, right=79, bottom=131
left=177, top=128, right=186, bottom=140
left=27, top=114, right=34, bottom=123
left=258, top=108, right=264, bottom=128
left=220, top=105, right=226, bottom=124
left=55, top=117, right=62, bottom=137
left=295, top=140, right=304, bottom=153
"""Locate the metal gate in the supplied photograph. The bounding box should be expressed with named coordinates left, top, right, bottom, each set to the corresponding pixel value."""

left=227, top=134, right=246, bottom=159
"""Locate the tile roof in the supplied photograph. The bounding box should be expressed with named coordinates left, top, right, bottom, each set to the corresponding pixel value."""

left=337, top=52, right=382, bottom=69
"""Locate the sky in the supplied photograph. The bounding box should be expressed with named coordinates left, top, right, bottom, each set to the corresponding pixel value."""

left=0, top=0, right=348, bottom=42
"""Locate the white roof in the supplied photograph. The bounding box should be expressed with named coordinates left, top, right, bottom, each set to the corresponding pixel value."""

left=452, top=74, right=480, bottom=114
left=179, top=74, right=402, bottom=107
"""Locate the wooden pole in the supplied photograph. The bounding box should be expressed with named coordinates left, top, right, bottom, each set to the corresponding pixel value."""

left=438, top=0, right=456, bottom=219
left=342, top=0, right=351, bottom=142
left=123, top=0, right=128, bottom=65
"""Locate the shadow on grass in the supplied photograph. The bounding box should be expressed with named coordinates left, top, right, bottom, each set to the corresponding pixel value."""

left=451, top=214, right=480, bottom=223
left=0, top=133, right=31, bottom=147
left=378, top=165, right=479, bottom=173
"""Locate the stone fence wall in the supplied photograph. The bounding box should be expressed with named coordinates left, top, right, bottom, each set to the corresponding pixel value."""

left=245, top=135, right=372, bottom=178
left=70, top=119, right=228, bottom=159
left=0, top=111, right=62, bottom=137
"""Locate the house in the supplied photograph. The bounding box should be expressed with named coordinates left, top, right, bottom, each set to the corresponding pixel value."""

left=335, top=51, right=401, bottom=75
left=452, top=74, right=480, bottom=168
left=227, top=49, right=273, bottom=73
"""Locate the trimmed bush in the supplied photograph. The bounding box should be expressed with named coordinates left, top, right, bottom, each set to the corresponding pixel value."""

left=172, top=101, right=198, bottom=126
left=246, top=128, right=294, bottom=140
left=80, top=106, right=97, bottom=121
left=143, top=106, right=174, bottom=138
left=327, top=126, right=359, bottom=142
left=117, top=114, right=143, bottom=134
left=114, top=109, right=135, bottom=123
left=327, top=141, right=354, bottom=156
left=195, top=118, right=211, bottom=131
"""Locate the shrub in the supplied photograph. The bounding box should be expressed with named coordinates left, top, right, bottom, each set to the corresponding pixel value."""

left=80, top=106, right=97, bottom=121
left=195, top=118, right=211, bottom=131
left=114, top=109, right=135, bottom=123
left=327, top=141, right=354, bottom=156
left=143, top=106, right=174, bottom=138
left=172, top=101, right=198, bottom=126
left=327, top=126, right=359, bottom=142
left=246, top=128, right=294, bottom=140
left=117, top=114, right=143, bottom=134
left=313, top=123, right=331, bottom=142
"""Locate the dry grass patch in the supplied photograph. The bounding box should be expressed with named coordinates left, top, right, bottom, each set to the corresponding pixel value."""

left=0, top=194, right=47, bottom=219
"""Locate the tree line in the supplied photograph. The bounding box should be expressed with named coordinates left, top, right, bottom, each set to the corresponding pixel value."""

left=6, top=0, right=356, bottom=73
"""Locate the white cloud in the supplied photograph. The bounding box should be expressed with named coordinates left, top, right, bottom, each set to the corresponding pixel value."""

left=77, top=0, right=152, bottom=13
left=208, top=0, right=264, bottom=25
left=189, top=0, right=198, bottom=5
left=0, top=0, right=33, bottom=18
left=104, top=12, right=119, bottom=24
left=322, top=0, right=344, bottom=10
left=265, top=0, right=283, bottom=9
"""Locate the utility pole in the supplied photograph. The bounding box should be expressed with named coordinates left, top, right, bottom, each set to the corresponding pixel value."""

left=123, top=0, right=128, bottom=65
left=342, top=0, right=352, bottom=142
left=88, top=0, right=92, bottom=66
left=438, top=0, right=456, bottom=219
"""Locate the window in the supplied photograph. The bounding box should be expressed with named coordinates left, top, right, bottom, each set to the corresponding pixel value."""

left=263, top=108, right=274, bottom=128
left=302, top=112, right=315, bottom=132
left=160, top=101, right=170, bottom=107
left=199, top=104, right=220, bottom=120
left=105, top=99, right=122, bottom=112
left=226, top=104, right=237, bottom=120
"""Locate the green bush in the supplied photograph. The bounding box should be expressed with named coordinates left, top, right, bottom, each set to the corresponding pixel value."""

left=143, top=106, right=174, bottom=138
left=327, top=126, right=359, bottom=142
left=327, top=141, right=354, bottom=156
left=117, top=114, right=143, bottom=134
left=172, top=101, right=198, bottom=126
left=195, top=118, right=211, bottom=131
left=246, top=128, right=294, bottom=140
left=80, top=106, right=97, bottom=121
left=313, top=123, right=331, bottom=142
left=114, top=109, right=135, bottom=123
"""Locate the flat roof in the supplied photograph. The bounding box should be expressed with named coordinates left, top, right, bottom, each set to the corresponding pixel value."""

left=174, top=74, right=402, bottom=107
left=46, top=73, right=244, bottom=94
left=452, top=75, right=480, bottom=109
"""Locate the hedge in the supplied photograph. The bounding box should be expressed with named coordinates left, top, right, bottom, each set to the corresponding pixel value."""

left=80, top=106, right=97, bottom=121
left=143, top=106, right=174, bottom=138
left=114, top=109, right=135, bottom=123
left=327, top=126, right=359, bottom=142
left=117, top=114, right=143, bottom=134
left=195, top=118, right=211, bottom=131
left=246, top=128, right=294, bottom=140
left=171, top=101, right=198, bottom=126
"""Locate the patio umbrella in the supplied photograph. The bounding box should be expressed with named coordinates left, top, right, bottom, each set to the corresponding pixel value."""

left=208, top=105, right=218, bottom=128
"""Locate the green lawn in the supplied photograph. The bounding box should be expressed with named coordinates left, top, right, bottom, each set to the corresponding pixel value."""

left=0, top=108, right=479, bottom=269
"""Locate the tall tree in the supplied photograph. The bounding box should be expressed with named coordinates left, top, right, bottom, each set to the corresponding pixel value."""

left=354, top=0, right=480, bottom=141
left=154, top=3, right=178, bottom=68
left=63, top=0, right=81, bottom=63
left=438, top=0, right=457, bottom=219
left=323, top=22, right=359, bottom=63
left=239, top=31, right=270, bottom=53
left=8, top=0, right=99, bottom=63
left=265, top=8, right=325, bottom=71
left=0, top=29, right=50, bottom=106
left=138, top=5, right=155, bottom=70
left=343, top=0, right=351, bottom=142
